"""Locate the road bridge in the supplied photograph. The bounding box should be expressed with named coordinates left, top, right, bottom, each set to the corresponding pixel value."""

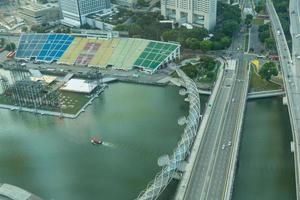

left=175, top=23, right=250, bottom=199
left=267, top=0, right=300, bottom=198
left=247, top=89, right=285, bottom=99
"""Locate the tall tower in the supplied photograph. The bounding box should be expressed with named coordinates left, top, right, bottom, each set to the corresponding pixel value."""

left=161, top=0, right=217, bottom=30
left=59, top=0, right=111, bottom=27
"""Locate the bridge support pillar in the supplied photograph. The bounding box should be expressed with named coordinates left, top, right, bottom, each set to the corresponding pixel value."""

left=283, top=96, right=288, bottom=105
left=179, top=89, right=187, bottom=96
left=172, top=172, right=183, bottom=180
left=178, top=116, right=187, bottom=125
left=291, top=141, right=295, bottom=153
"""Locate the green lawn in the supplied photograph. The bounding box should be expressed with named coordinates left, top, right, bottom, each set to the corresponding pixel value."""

left=59, top=91, right=90, bottom=114
left=253, top=18, right=264, bottom=26
left=250, top=66, right=282, bottom=92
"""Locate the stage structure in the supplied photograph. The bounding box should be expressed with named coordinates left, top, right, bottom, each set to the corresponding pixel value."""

left=2, top=63, right=61, bottom=111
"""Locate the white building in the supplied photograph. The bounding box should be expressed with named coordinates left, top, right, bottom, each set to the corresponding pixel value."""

left=59, top=0, right=111, bottom=27
left=161, top=0, right=217, bottom=30
left=115, top=0, right=137, bottom=7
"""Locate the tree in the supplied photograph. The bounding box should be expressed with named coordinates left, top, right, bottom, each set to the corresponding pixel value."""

left=200, top=56, right=216, bottom=71
left=31, top=25, right=47, bottom=33
left=255, top=2, right=265, bottom=14
left=0, top=38, right=5, bottom=47
left=37, top=0, right=48, bottom=4
left=220, top=36, right=231, bottom=48
left=137, top=0, right=149, bottom=7
left=199, top=40, right=213, bottom=52
left=259, top=62, right=278, bottom=81
left=21, top=26, right=28, bottom=32
left=245, top=14, right=253, bottom=26
left=182, top=64, right=198, bottom=79
left=212, top=41, right=223, bottom=50
left=265, top=37, right=276, bottom=49
left=258, top=24, right=269, bottom=33
left=128, top=24, right=143, bottom=37
left=259, top=31, right=270, bottom=43
left=222, top=20, right=239, bottom=36
left=206, top=71, right=215, bottom=79
left=185, top=38, right=200, bottom=50
left=5, top=42, right=16, bottom=51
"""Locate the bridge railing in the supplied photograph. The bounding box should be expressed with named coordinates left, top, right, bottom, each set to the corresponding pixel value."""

left=136, top=69, right=201, bottom=200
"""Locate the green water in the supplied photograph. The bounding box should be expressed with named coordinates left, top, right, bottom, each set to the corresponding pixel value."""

left=0, top=80, right=296, bottom=200
left=233, top=97, right=296, bottom=200
left=0, top=83, right=189, bottom=200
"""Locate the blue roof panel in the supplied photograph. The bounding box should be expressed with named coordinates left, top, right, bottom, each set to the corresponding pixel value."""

left=16, top=33, right=74, bottom=62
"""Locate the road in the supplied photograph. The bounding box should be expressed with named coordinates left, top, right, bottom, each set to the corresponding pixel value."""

left=248, top=24, right=264, bottom=54
left=267, top=0, right=300, bottom=199
left=183, top=25, right=249, bottom=199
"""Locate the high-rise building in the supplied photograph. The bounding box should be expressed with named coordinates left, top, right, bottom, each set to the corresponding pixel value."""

left=161, top=0, right=217, bottom=30
left=59, top=0, right=111, bottom=27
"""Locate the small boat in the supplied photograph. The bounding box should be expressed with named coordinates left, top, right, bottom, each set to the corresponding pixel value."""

left=91, top=137, right=103, bottom=145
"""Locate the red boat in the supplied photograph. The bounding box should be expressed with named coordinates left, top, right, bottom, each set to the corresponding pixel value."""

left=91, top=137, right=103, bottom=145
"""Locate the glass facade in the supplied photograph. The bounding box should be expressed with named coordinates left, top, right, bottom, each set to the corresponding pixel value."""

left=60, top=0, right=111, bottom=26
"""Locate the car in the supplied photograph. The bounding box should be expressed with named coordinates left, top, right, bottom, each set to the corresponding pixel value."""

left=228, top=141, right=232, bottom=146
left=232, top=98, right=235, bottom=103
left=222, top=144, right=225, bottom=150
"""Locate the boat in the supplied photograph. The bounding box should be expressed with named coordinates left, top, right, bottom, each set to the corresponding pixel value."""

left=91, top=137, right=103, bottom=145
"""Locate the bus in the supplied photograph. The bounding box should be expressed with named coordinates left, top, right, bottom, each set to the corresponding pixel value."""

left=256, top=55, right=266, bottom=59
left=6, top=51, right=16, bottom=58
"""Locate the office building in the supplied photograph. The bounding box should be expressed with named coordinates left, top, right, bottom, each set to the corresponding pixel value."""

left=161, top=0, right=217, bottom=30
left=59, top=0, right=111, bottom=27
left=18, top=3, right=61, bottom=25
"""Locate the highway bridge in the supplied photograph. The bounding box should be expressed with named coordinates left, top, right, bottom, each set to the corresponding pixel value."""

left=267, top=0, right=300, bottom=199
left=176, top=36, right=249, bottom=200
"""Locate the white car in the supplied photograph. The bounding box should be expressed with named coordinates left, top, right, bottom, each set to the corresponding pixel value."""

left=228, top=141, right=232, bottom=146
left=222, top=144, right=225, bottom=150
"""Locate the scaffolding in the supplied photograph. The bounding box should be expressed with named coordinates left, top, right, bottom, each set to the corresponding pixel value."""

left=2, top=62, right=61, bottom=111
left=86, top=68, right=103, bottom=93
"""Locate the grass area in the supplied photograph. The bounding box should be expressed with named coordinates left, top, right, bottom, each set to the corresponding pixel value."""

left=0, top=94, right=9, bottom=104
left=59, top=91, right=90, bottom=115
left=253, top=18, right=264, bottom=26
left=250, top=66, right=282, bottom=92
left=197, top=60, right=221, bottom=84
left=171, top=59, right=220, bottom=89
